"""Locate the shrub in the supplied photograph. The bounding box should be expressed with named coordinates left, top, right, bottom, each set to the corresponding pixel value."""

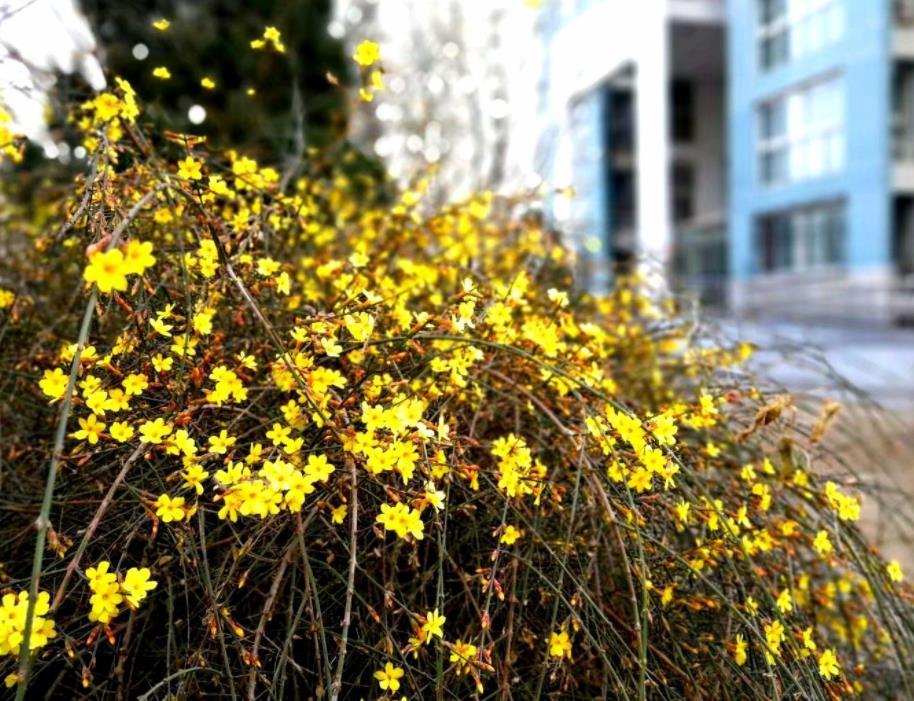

left=1, top=79, right=914, bottom=701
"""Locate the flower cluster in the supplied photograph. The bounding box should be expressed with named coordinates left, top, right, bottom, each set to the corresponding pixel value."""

left=0, top=592, right=56, bottom=658
left=352, top=39, right=384, bottom=102
left=82, top=240, right=155, bottom=294
left=87, top=562, right=157, bottom=624
left=2, top=63, right=913, bottom=701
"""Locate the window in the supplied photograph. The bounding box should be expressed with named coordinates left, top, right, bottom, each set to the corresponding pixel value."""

left=757, top=0, right=844, bottom=71
left=607, top=87, right=634, bottom=153
left=893, top=63, right=914, bottom=161
left=671, top=162, right=695, bottom=223
left=756, top=200, right=845, bottom=272
left=757, top=75, right=844, bottom=186
left=610, top=169, right=635, bottom=231
left=897, top=0, right=914, bottom=26
left=670, top=79, right=695, bottom=144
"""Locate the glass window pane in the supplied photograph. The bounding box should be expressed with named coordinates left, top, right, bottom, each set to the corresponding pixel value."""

left=758, top=0, right=842, bottom=70
left=759, top=0, right=787, bottom=24
left=756, top=75, right=843, bottom=186
left=756, top=201, right=846, bottom=271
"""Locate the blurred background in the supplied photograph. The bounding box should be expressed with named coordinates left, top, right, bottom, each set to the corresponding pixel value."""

left=3, top=2, right=914, bottom=549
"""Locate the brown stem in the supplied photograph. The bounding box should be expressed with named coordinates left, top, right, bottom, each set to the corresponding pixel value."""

left=329, top=458, right=358, bottom=701
left=51, top=445, right=144, bottom=612
left=246, top=541, right=294, bottom=700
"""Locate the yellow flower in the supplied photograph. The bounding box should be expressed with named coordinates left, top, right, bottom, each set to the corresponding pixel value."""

left=152, top=66, right=172, bottom=80
left=376, top=502, right=424, bottom=540
left=500, top=525, right=522, bottom=545
left=801, top=626, right=817, bottom=651
left=818, top=648, right=841, bottom=679
left=330, top=503, right=348, bottom=524
left=71, top=414, right=105, bottom=444
left=150, top=316, right=173, bottom=337
left=84, top=249, right=129, bottom=294
left=674, top=500, right=690, bottom=524
left=122, top=240, right=156, bottom=275
left=122, top=373, right=149, bottom=396
left=319, top=337, right=342, bottom=357
left=151, top=354, right=173, bottom=372
left=547, top=287, right=569, bottom=307
left=344, top=311, right=375, bottom=342
left=154, top=494, right=187, bottom=523
left=775, top=588, right=793, bottom=614
left=109, top=420, right=135, bottom=443
left=639, top=445, right=667, bottom=473
left=139, top=418, right=173, bottom=444
left=39, top=367, right=69, bottom=402
left=733, top=633, right=747, bottom=665
left=0, top=591, right=56, bottom=655
left=627, top=467, right=652, bottom=494
left=251, top=26, right=285, bottom=52
left=182, top=464, right=210, bottom=494
left=104, top=388, right=130, bottom=413
left=764, top=620, right=785, bottom=656
left=304, top=454, right=335, bottom=482
left=813, top=530, right=832, bottom=556
left=177, top=156, right=203, bottom=181
left=208, top=174, right=231, bottom=197
left=449, top=639, right=477, bottom=674
left=208, top=429, right=237, bottom=455
left=353, top=39, right=381, bottom=67
left=86, top=561, right=122, bottom=623
left=423, top=482, right=445, bottom=511
left=152, top=18, right=170, bottom=30
left=86, top=560, right=116, bottom=588
left=88, top=585, right=122, bottom=623
left=192, top=308, right=215, bottom=335
left=200, top=77, right=216, bottom=90
left=121, top=567, right=157, bottom=608
left=888, top=560, right=905, bottom=583
left=84, top=388, right=108, bottom=416
left=373, top=662, right=404, bottom=692
left=547, top=630, right=572, bottom=659
left=256, top=257, right=280, bottom=276
left=168, top=429, right=197, bottom=458
left=421, top=608, right=446, bottom=640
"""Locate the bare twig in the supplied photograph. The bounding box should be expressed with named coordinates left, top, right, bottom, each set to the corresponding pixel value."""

left=329, top=458, right=359, bottom=701
left=246, top=541, right=294, bottom=700
left=51, top=444, right=144, bottom=612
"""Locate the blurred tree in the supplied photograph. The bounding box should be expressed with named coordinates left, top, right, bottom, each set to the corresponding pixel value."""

left=80, top=0, right=353, bottom=165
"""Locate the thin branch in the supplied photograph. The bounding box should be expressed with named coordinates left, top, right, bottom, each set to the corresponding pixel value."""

left=329, top=458, right=359, bottom=701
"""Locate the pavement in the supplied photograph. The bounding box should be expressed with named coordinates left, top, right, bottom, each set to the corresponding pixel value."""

left=711, top=317, right=914, bottom=410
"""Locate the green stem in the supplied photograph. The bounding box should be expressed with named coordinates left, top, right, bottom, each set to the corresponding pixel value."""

left=16, top=287, right=97, bottom=699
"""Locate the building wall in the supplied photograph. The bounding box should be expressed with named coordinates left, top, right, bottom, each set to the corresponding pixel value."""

left=727, top=0, right=892, bottom=318
left=682, top=77, right=727, bottom=223
left=568, top=88, right=611, bottom=289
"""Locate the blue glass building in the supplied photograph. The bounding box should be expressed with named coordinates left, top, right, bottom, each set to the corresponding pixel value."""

left=728, top=0, right=911, bottom=322
left=536, top=1, right=914, bottom=323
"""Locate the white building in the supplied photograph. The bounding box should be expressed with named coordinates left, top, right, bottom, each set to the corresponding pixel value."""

left=529, top=0, right=727, bottom=294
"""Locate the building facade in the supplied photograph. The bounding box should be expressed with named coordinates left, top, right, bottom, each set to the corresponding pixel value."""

left=534, top=0, right=727, bottom=293
left=730, top=0, right=895, bottom=322
left=536, top=0, right=914, bottom=324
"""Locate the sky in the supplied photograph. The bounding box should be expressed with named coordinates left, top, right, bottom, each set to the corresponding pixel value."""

left=0, top=0, right=104, bottom=153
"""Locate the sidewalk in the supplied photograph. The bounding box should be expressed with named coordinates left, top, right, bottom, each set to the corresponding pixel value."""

left=713, top=317, right=914, bottom=410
